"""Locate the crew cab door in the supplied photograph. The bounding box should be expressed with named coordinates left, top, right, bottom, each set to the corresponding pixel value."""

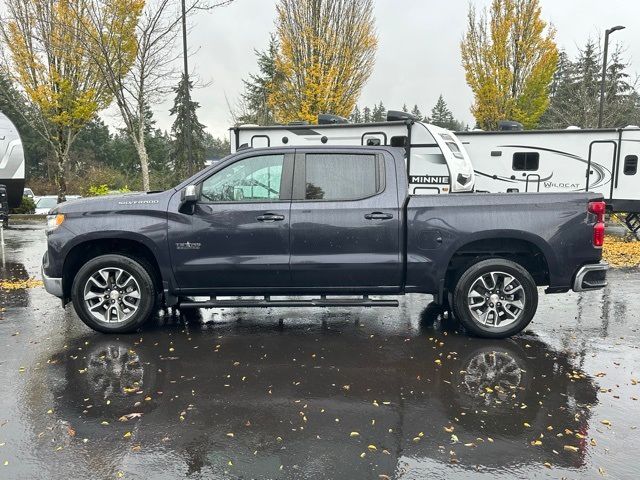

left=289, top=149, right=402, bottom=289
left=168, top=151, right=294, bottom=291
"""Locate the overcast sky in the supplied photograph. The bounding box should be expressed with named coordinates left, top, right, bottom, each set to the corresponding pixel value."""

left=138, top=0, right=639, bottom=138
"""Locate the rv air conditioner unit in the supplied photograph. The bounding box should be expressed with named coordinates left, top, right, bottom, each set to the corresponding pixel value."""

left=317, top=114, right=349, bottom=125
left=498, top=120, right=523, bottom=131
left=386, top=110, right=419, bottom=122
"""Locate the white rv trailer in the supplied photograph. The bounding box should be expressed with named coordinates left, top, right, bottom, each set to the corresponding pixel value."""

left=0, top=111, right=26, bottom=208
left=455, top=127, right=640, bottom=213
left=230, top=113, right=475, bottom=195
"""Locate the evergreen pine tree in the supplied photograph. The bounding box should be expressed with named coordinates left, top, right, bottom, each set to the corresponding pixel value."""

left=203, top=133, right=231, bottom=160
left=540, top=40, right=639, bottom=128
left=238, top=35, right=280, bottom=125
left=170, top=74, right=206, bottom=179
left=349, top=105, right=363, bottom=123
left=410, top=104, right=423, bottom=121
left=430, top=95, right=463, bottom=130
left=371, top=101, right=386, bottom=122
left=363, top=106, right=372, bottom=123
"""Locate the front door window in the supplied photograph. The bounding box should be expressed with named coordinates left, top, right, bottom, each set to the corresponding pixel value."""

left=200, top=154, right=284, bottom=202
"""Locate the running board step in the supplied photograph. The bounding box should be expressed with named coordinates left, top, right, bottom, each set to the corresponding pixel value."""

left=178, top=296, right=399, bottom=309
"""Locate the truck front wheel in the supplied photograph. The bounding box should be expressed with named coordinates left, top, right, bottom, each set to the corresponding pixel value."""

left=71, top=254, right=157, bottom=333
left=451, top=258, right=538, bottom=338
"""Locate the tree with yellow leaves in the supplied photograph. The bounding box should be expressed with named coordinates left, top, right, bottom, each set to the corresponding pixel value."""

left=461, top=0, right=558, bottom=130
left=269, top=0, right=377, bottom=124
left=0, top=0, right=143, bottom=202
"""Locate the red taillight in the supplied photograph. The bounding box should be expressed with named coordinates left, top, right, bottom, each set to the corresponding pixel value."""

left=593, top=222, right=605, bottom=247
left=589, top=201, right=606, bottom=222
left=589, top=201, right=606, bottom=247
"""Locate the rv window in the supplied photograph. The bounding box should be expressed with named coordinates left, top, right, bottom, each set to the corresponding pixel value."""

left=251, top=135, right=270, bottom=148
left=361, top=132, right=387, bottom=146
left=512, top=152, right=539, bottom=171
left=304, top=153, right=381, bottom=201
left=624, top=155, right=638, bottom=175
left=390, top=136, right=407, bottom=147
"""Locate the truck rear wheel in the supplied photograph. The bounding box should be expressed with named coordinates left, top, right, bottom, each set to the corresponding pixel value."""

left=451, top=258, right=538, bottom=338
left=71, top=254, right=157, bottom=333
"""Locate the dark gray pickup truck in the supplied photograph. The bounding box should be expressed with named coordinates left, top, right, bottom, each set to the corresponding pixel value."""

left=41, top=146, right=608, bottom=338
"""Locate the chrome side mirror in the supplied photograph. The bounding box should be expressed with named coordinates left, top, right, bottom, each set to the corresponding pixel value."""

left=182, top=185, right=198, bottom=203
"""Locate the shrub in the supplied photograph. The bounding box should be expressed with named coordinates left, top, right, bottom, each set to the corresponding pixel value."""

left=87, top=184, right=132, bottom=196
left=10, top=196, right=36, bottom=214
left=87, top=184, right=110, bottom=196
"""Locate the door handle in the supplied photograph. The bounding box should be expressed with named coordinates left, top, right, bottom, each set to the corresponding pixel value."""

left=257, top=213, right=285, bottom=222
left=364, top=212, right=393, bottom=220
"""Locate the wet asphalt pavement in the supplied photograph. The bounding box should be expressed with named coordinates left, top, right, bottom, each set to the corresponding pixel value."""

left=1, top=224, right=640, bottom=479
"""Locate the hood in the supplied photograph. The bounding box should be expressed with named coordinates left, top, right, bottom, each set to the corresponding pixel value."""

left=51, top=190, right=173, bottom=215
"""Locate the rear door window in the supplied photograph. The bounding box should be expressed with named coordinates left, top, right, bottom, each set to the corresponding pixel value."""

left=303, top=153, right=382, bottom=201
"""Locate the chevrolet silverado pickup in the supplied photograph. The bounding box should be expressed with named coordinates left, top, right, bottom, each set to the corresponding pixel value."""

left=41, top=146, right=608, bottom=338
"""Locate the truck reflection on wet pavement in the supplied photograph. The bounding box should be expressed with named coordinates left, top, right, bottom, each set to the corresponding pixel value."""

left=1, top=224, right=639, bottom=479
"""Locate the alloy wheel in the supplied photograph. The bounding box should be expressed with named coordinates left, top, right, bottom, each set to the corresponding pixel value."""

left=83, top=267, right=142, bottom=324
left=466, top=271, right=526, bottom=328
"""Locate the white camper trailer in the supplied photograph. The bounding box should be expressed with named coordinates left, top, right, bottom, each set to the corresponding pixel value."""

left=0, top=111, right=26, bottom=208
left=455, top=126, right=640, bottom=212
left=230, top=112, right=475, bottom=195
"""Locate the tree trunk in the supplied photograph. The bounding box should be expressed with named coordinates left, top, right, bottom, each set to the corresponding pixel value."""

left=134, top=131, right=151, bottom=191
left=55, top=150, right=68, bottom=203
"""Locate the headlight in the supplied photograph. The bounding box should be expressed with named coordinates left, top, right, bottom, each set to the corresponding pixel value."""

left=46, top=214, right=65, bottom=232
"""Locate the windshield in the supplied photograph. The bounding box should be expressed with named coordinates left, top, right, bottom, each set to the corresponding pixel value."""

left=36, top=197, right=58, bottom=208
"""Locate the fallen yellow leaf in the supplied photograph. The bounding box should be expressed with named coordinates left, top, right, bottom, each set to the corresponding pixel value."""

left=0, top=278, right=43, bottom=290
left=602, top=234, right=640, bottom=268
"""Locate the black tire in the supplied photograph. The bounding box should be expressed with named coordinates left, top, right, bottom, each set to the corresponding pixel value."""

left=451, top=258, right=538, bottom=338
left=71, top=254, right=157, bottom=333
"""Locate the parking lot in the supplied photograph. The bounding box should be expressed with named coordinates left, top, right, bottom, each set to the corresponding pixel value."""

left=1, top=222, right=639, bottom=479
